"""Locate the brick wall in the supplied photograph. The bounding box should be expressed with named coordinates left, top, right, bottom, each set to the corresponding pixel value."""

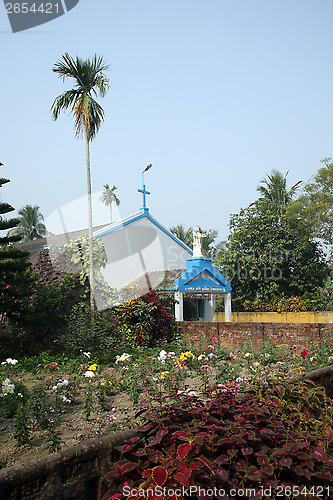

left=177, top=321, right=333, bottom=349
left=0, top=429, right=140, bottom=500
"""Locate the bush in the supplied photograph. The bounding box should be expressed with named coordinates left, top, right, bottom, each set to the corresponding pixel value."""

left=102, top=382, right=333, bottom=499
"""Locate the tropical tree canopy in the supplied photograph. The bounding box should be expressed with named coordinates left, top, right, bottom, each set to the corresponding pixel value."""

left=7, top=204, right=47, bottom=242
left=257, top=170, right=302, bottom=206
left=170, top=224, right=219, bottom=258
left=51, top=53, right=110, bottom=140
left=170, top=224, right=193, bottom=249
left=217, top=199, right=329, bottom=311
left=100, top=184, right=120, bottom=223
left=289, top=158, right=333, bottom=246
left=0, top=179, right=36, bottom=322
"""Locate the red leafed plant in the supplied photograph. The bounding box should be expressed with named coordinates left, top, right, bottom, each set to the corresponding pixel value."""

left=100, top=381, right=333, bottom=500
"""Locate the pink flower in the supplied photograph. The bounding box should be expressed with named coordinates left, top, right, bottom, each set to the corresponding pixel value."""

left=212, top=337, right=218, bottom=342
left=208, top=353, right=217, bottom=358
left=200, top=365, right=214, bottom=371
left=301, top=348, right=308, bottom=359
left=229, top=352, right=237, bottom=359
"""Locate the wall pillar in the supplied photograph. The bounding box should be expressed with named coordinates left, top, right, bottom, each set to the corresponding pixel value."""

left=204, top=294, right=216, bottom=322
left=224, top=293, right=232, bottom=322
left=174, top=291, right=183, bottom=321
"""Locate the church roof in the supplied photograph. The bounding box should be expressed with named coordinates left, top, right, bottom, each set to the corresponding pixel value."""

left=93, top=209, right=192, bottom=254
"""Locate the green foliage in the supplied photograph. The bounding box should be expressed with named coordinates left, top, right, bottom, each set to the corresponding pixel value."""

left=290, top=158, right=333, bottom=246
left=63, top=235, right=117, bottom=309
left=28, top=387, right=49, bottom=429
left=0, top=178, right=36, bottom=324
left=12, top=404, right=30, bottom=446
left=63, top=304, right=119, bottom=355
left=43, top=420, right=63, bottom=452
left=17, top=351, right=81, bottom=374
left=82, top=383, right=93, bottom=421
left=217, top=199, right=329, bottom=310
left=100, top=184, right=120, bottom=223
left=116, top=289, right=176, bottom=347
left=170, top=224, right=220, bottom=258
left=257, top=169, right=302, bottom=206
left=7, top=204, right=47, bottom=242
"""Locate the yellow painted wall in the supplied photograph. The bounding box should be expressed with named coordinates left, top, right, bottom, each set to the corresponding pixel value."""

left=214, top=311, right=333, bottom=323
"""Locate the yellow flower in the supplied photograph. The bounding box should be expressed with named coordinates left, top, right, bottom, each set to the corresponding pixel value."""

left=100, top=379, right=106, bottom=386
left=88, top=364, right=98, bottom=371
left=180, top=351, right=193, bottom=361
left=159, top=371, right=169, bottom=380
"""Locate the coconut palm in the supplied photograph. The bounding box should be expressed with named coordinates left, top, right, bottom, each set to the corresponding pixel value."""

left=257, top=170, right=302, bottom=206
left=100, top=184, right=120, bottom=223
left=7, top=205, right=47, bottom=242
left=51, top=53, right=110, bottom=313
left=170, top=224, right=193, bottom=248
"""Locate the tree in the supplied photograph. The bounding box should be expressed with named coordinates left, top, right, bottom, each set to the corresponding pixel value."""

left=170, top=224, right=219, bottom=258
left=257, top=170, right=302, bottom=206
left=0, top=179, right=36, bottom=323
left=7, top=204, right=47, bottom=242
left=51, top=53, right=110, bottom=313
left=217, top=199, right=329, bottom=311
left=100, top=184, right=120, bottom=223
left=289, top=159, right=333, bottom=246
left=170, top=224, right=193, bottom=248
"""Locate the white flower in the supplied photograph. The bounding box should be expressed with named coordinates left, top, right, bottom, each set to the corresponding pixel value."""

left=84, top=371, right=95, bottom=378
left=61, top=395, right=71, bottom=403
left=83, top=352, right=91, bottom=359
left=2, top=378, right=15, bottom=395
left=198, top=354, right=206, bottom=361
left=158, top=350, right=167, bottom=363
left=2, top=358, right=18, bottom=365
left=17, top=392, right=23, bottom=397
left=235, top=377, right=248, bottom=385
left=115, top=353, right=131, bottom=364
left=177, top=388, right=198, bottom=397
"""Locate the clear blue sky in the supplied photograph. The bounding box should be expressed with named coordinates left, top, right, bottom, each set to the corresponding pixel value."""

left=1, top=0, right=333, bottom=242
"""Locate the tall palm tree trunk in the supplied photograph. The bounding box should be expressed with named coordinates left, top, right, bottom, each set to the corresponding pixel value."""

left=85, top=130, right=94, bottom=315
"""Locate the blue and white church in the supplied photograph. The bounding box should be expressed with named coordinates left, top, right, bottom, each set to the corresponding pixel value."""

left=93, top=166, right=232, bottom=321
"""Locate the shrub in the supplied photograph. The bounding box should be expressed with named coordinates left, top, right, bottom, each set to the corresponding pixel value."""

left=102, top=384, right=333, bottom=499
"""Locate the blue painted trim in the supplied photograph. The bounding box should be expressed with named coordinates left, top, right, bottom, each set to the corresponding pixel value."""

left=93, top=210, right=193, bottom=256
left=146, top=213, right=192, bottom=254
left=93, top=212, right=146, bottom=238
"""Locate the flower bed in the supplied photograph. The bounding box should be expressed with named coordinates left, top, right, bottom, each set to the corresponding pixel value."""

left=1, top=335, right=333, bottom=472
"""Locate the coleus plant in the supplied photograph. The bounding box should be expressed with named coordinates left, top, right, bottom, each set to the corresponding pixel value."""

left=101, top=382, right=333, bottom=500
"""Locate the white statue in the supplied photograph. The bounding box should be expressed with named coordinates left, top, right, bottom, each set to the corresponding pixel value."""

left=192, top=227, right=209, bottom=258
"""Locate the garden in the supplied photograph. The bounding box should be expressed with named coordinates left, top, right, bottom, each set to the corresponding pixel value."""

left=1, top=316, right=333, bottom=499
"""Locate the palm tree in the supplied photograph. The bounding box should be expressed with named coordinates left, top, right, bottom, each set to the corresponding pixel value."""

left=170, top=224, right=193, bottom=248
left=100, top=184, right=120, bottom=223
left=51, top=53, right=110, bottom=313
left=257, top=170, right=302, bottom=206
left=7, top=205, right=47, bottom=242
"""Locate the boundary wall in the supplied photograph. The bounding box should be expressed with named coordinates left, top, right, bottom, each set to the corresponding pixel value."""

left=214, top=311, right=333, bottom=323
left=177, top=321, right=333, bottom=349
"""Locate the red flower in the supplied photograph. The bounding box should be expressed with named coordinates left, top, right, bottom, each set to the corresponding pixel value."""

left=301, top=349, right=308, bottom=359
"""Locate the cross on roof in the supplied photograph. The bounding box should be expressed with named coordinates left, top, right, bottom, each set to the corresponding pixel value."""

left=138, top=184, right=150, bottom=210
